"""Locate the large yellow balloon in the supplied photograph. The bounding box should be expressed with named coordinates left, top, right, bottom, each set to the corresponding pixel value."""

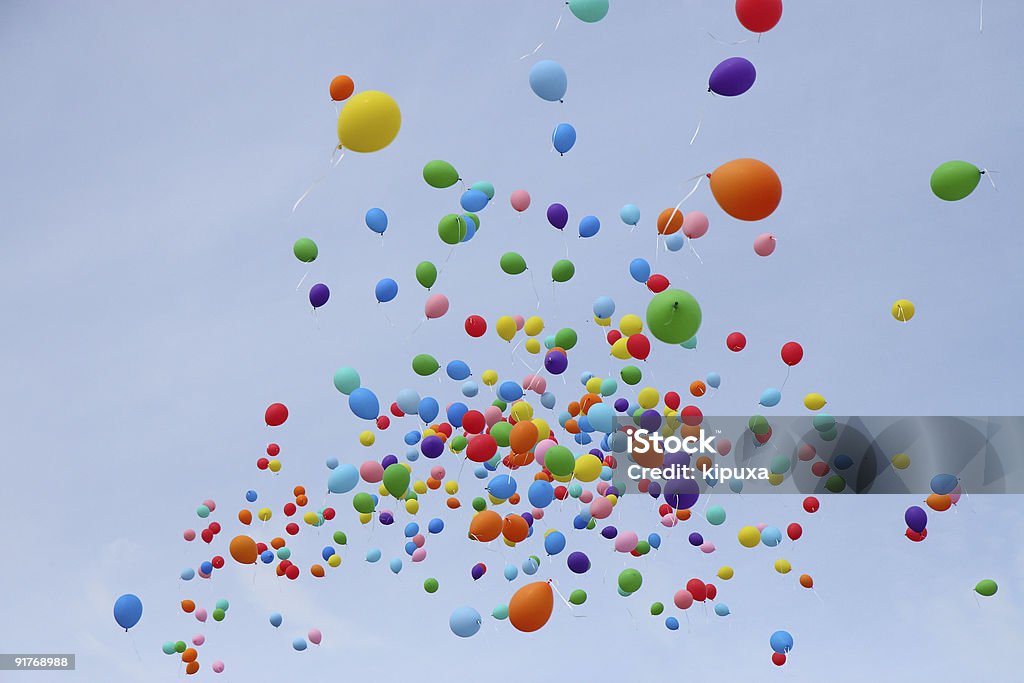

left=524, top=316, right=544, bottom=336
left=496, top=316, right=517, bottom=342
left=803, top=393, right=826, bottom=411
left=337, top=91, right=401, bottom=153
left=574, top=454, right=603, bottom=482
left=533, top=418, right=551, bottom=441
left=619, top=314, right=643, bottom=336
left=738, top=526, right=760, bottom=548
left=510, top=401, right=534, bottom=422
left=892, top=299, right=915, bottom=322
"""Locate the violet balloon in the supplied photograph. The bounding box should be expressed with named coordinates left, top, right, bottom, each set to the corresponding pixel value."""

left=547, top=203, right=569, bottom=230
left=709, top=57, right=757, bottom=97
left=309, top=283, right=330, bottom=308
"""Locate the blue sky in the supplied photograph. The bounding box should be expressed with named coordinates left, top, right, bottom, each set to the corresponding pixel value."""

left=2, top=1, right=1022, bottom=680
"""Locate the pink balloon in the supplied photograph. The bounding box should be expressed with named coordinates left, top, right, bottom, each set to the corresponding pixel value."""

left=202, top=499, right=216, bottom=512
left=596, top=481, right=610, bottom=495
left=683, top=211, right=709, bottom=239
left=661, top=514, right=678, bottom=527
left=424, top=293, right=450, bottom=319
left=483, top=406, right=503, bottom=427
left=590, top=496, right=613, bottom=519
left=700, top=541, right=716, bottom=554
left=614, top=531, right=638, bottom=553
left=674, top=589, right=694, bottom=609
left=534, top=439, right=556, bottom=465
left=950, top=485, right=962, bottom=505
left=411, top=548, right=427, bottom=562
left=753, top=232, right=776, bottom=256
left=716, top=438, right=733, bottom=457
left=308, top=628, right=322, bottom=645
left=192, top=634, right=205, bottom=646
left=430, top=466, right=446, bottom=480
left=755, top=523, right=768, bottom=532
left=797, top=443, right=816, bottom=462
left=412, top=534, right=425, bottom=548
left=522, top=374, right=547, bottom=394
left=360, top=460, right=384, bottom=483
left=195, top=608, right=208, bottom=622
left=513, top=315, right=525, bottom=331
left=212, top=661, right=224, bottom=674
left=510, top=189, right=531, bottom=212
left=531, top=507, right=544, bottom=520
left=183, top=529, right=196, bottom=542
left=579, top=490, right=594, bottom=504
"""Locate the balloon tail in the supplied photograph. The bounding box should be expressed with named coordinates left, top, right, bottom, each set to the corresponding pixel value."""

left=549, top=579, right=574, bottom=610
left=528, top=268, right=542, bottom=309
left=780, top=365, right=791, bottom=390
left=980, top=0, right=984, bottom=32
left=672, top=175, right=705, bottom=216
left=705, top=30, right=749, bottom=46
left=295, top=270, right=309, bottom=291
left=312, top=308, right=320, bottom=330
left=689, top=116, right=703, bottom=145
left=292, top=147, right=343, bottom=214
left=517, top=5, right=564, bottom=60
left=688, top=239, right=704, bottom=264
left=981, top=169, right=998, bottom=190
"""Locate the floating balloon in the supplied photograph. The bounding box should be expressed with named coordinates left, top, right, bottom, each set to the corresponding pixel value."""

left=975, top=579, right=998, bottom=597
left=337, top=90, right=401, bottom=153
left=529, top=60, right=567, bottom=102
left=309, top=283, right=330, bottom=308
left=578, top=215, right=600, bottom=238
left=753, top=233, right=776, bottom=256
left=415, top=261, right=437, bottom=289
left=569, top=0, right=609, bottom=22
left=892, top=299, right=915, bottom=322
left=646, top=289, right=702, bottom=344
left=293, top=238, right=318, bottom=263
left=424, top=294, right=450, bottom=319
left=547, top=203, right=569, bottom=230
left=113, top=594, right=143, bottom=631
left=709, top=57, right=757, bottom=96
left=709, top=158, right=782, bottom=221
left=508, top=581, right=554, bottom=632
left=931, top=161, right=982, bottom=201
left=375, top=278, right=398, bottom=303
left=620, top=204, right=640, bottom=226
left=365, top=208, right=388, bottom=234
left=552, top=123, right=577, bottom=155
left=510, top=190, right=531, bottom=212
left=736, top=0, right=783, bottom=33
left=423, top=160, right=459, bottom=189
left=781, top=342, right=803, bottom=366
left=265, top=403, right=288, bottom=427
left=329, top=75, right=354, bottom=101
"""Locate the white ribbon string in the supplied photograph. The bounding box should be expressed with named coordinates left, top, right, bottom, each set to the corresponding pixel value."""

left=518, top=7, right=564, bottom=60
left=705, top=30, right=748, bottom=46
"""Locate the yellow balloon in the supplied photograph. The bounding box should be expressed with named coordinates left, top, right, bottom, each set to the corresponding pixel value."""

left=257, top=508, right=272, bottom=522
left=803, top=393, right=826, bottom=411
left=524, top=316, right=544, bottom=336
left=413, top=480, right=427, bottom=494
left=422, top=428, right=437, bottom=438
left=378, top=483, right=388, bottom=497
left=574, top=454, right=603, bottom=482
left=496, top=316, right=517, bottom=342
left=503, top=537, right=516, bottom=548
left=619, top=314, right=643, bottom=336
left=638, top=387, right=660, bottom=410
left=738, top=526, right=760, bottom=548
left=606, top=494, right=618, bottom=505
left=533, top=418, right=551, bottom=441
left=303, top=511, right=318, bottom=525
left=482, top=370, right=498, bottom=386
left=448, top=439, right=465, bottom=454
left=553, top=472, right=573, bottom=483
left=359, top=430, right=375, bottom=446
left=892, top=299, right=915, bottom=322
left=444, top=481, right=459, bottom=495
left=268, top=459, right=281, bottom=473
left=336, top=90, right=401, bottom=153
left=405, top=499, right=419, bottom=514
left=359, top=512, right=372, bottom=525
left=768, top=473, right=784, bottom=486
left=891, top=453, right=911, bottom=470
left=525, top=338, right=541, bottom=354
left=610, top=338, right=631, bottom=359
left=488, top=493, right=505, bottom=505
left=510, top=400, right=534, bottom=422
left=327, top=554, right=342, bottom=568
left=585, top=377, right=602, bottom=394
left=717, top=566, right=734, bottom=580
left=774, top=558, right=792, bottom=574
left=594, top=316, right=611, bottom=327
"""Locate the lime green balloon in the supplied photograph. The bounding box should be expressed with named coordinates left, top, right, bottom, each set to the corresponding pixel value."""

left=500, top=252, right=527, bottom=275
left=175, top=641, right=187, bottom=654
left=405, top=489, right=418, bottom=501
left=333, top=531, right=347, bottom=545
left=293, top=238, right=318, bottom=263
left=423, top=577, right=439, bottom=593
left=212, top=608, right=225, bottom=622
left=586, top=518, right=596, bottom=530
left=620, top=365, right=642, bottom=385
left=491, top=604, right=509, bottom=620
left=471, top=496, right=487, bottom=511
left=569, top=0, right=609, bottom=23
left=748, top=415, right=770, bottom=435
left=412, top=353, right=439, bottom=376
left=352, top=492, right=375, bottom=514
left=650, top=601, right=664, bottom=615
left=423, top=160, right=459, bottom=189
left=438, top=214, right=467, bottom=245
left=382, top=463, right=410, bottom=498
left=554, top=327, right=578, bottom=350
left=635, top=540, right=651, bottom=555
left=618, top=568, right=643, bottom=593
left=464, top=212, right=479, bottom=229
left=415, top=261, right=437, bottom=289
left=545, top=445, right=575, bottom=477
left=491, top=399, right=507, bottom=411
left=931, top=161, right=981, bottom=201
left=569, top=589, right=588, bottom=605
left=450, top=435, right=467, bottom=452
left=975, top=579, right=997, bottom=597
left=551, top=259, right=575, bottom=283
left=646, top=288, right=702, bottom=344
left=491, top=421, right=513, bottom=447
left=825, top=474, right=846, bottom=493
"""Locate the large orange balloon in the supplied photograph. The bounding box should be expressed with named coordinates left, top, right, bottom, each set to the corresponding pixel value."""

left=229, top=535, right=258, bottom=564
left=709, top=158, right=782, bottom=221
left=657, top=208, right=684, bottom=235
left=468, top=510, right=502, bottom=542
left=509, top=581, right=554, bottom=632
left=509, top=420, right=539, bottom=454
left=502, top=514, right=529, bottom=543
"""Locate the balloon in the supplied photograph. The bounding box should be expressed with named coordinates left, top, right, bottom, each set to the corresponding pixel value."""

left=770, top=630, right=794, bottom=654
left=543, top=530, right=567, bottom=555
left=569, top=0, right=609, bottom=22
left=328, top=464, right=359, bottom=494
left=415, top=261, right=437, bottom=289
left=665, top=233, right=684, bottom=251
left=759, top=388, right=781, bottom=407
left=646, top=289, right=702, bottom=344
left=460, top=189, right=489, bottom=212
left=265, top=403, right=288, bottom=426
left=374, top=277, right=400, bottom=304
left=706, top=505, right=726, bottom=525
left=508, top=581, right=554, bottom=632
left=529, top=60, right=567, bottom=102
left=738, top=526, right=760, bottom=548
left=781, top=342, right=803, bottom=366
left=500, top=252, right=527, bottom=275
left=736, top=0, right=783, bottom=33
left=329, top=75, right=354, bottom=101
left=309, top=283, right=330, bottom=308
left=578, top=215, right=600, bottom=238
left=683, top=211, right=709, bottom=239
left=424, top=294, right=449, bottom=319
left=552, top=123, right=577, bottom=155
left=510, top=190, right=531, bottom=212
left=293, top=237, right=318, bottom=263
left=423, top=160, right=459, bottom=189
left=438, top=214, right=468, bottom=245
left=337, top=90, right=400, bottom=153
left=905, top=506, right=927, bottom=533
left=709, top=57, right=757, bottom=96
left=348, top=388, right=379, bottom=420
left=292, top=638, right=307, bottom=651
left=975, top=579, right=998, bottom=597
left=567, top=551, right=591, bottom=573
left=547, top=203, right=569, bottom=230
left=629, top=258, right=651, bottom=283
left=333, top=367, right=360, bottom=395
left=383, top=464, right=411, bottom=498
left=229, top=535, right=257, bottom=564
left=113, top=594, right=143, bottom=630
left=892, top=299, right=915, bottom=322
left=753, top=233, right=776, bottom=256
left=365, top=207, right=388, bottom=234
left=412, top=354, right=440, bottom=376
left=709, top=158, right=782, bottom=221
left=657, top=208, right=684, bottom=235
left=308, top=628, right=322, bottom=645
left=646, top=274, right=669, bottom=293
left=931, top=474, right=958, bottom=495
left=551, top=259, right=575, bottom=283
left=620, top=204, right=640, bottom=226
left=931, top=161, right=982, bottom=201
left=569, top=589, right=587, bottom=605
left=617, top=568, right=643, bottom=593
left=803, top=392, right=826, bottom=410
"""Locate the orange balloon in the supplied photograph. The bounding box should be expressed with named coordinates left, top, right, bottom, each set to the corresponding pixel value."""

left=310, top=564, right=325, bottom=578
left=270, top=536, right=285, bottom=549
left=679, top=424, right=701, bottom=440
left=657, top=208, right=684, bottom=235
left=329, top=75, right=354, bottom=101
left=181, top=599, right=195, bottom=613
left=695, top=455, right=713, bottom=474
left=579, top=393, right=601, bottom=414
left=237, top=509, right=253, bottom=525
left=926, top=493, right=952, bottom=512
left=469, top=510, right=502, bottom=541
left=293, top=486, right=306, bottom=497
left=567, top=401, right=581, bottom=417
left=564, top=419, right=580, bottom=435
left=446, top=497, right=461, bottom=509
left=502, top=514, right=530, bottom=543
left=182, top=648, right=198, bottom=663
left=508, top=581, right=554, bottom=633
left=799, top=573, right=814, bottom=588
left=534, top=471, right=553, bottom=482
left=229, top=534, right=258, bottom=564
left=295, top=494, right=308, bottom=507
left=709, top=158, right=782, bottom=221
left=676, top=509, right=691, bottom=521
left=427, top=477, right=441, bottom=490
left=185, top=661, right=200, bottom=675
left=690, top=380, right=706, bottom=397
left=509, top=420, right=539, bottom=454
left=508, top=493, right=521, bottom=505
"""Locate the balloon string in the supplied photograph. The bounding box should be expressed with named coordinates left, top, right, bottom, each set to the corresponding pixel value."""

left=687, top=238, right=704, bottom=264
left=527, top=268, right=542, bottom=309
left=980, top=0, right=984, bottom=32
left=291, top=147, right=344, bottom=213
left=295, top=270, right=309, bottom=291
left=548, top=579, right=574, bottom=610
left=689, top=116, right=703, bottom=146
left=981, top=169, right=998, bottom=191
left=517, top=6, right=564, bottom=60
left=704, top=30, right=748, bottom=46
left=780, top=365, right=791, bottom=390
left=672, top=175, right=705, bottom=216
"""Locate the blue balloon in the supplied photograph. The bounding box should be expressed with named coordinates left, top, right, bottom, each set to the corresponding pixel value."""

left=396, top=389, right=420, bottom=415
left=428, top=517, right=445, bottom=534
left=389, top=558, right=403, bottom=574
left=261, top=550, right=275, bottom=563
left=245, top=489, right=258, bottom=502
left=293, top=638, right=307, bottom=651
left=365, top=207, right=388, bottom=234
left=460, top=189, right=489, bottom=212
left=578, top=214, right=600, bottom=238
left=200, top=561, right=214, bottom=574
left=540, top=391, right=556, bottom=409
left=931, top=474, right=958, bottom=495
left=522, top=557, right=540, bottom=575
left=474, top=465, right=487, bottom=479
left=328, top=464, right=359, bottom=494
left=365, top=548, right=382, bottom=563
left=528, top=480, right=555, bottom=508
left=374, top=277, right=398, bottom=303
left=665, top=233, right=684, bottom=251
left=587, top=403, right=616, bottom=433
left=113, top=594, right=143, bottom=630
left=269, top=612, right=283, bottom=627
left=770, top=630, right=794, bottom=654
left=528, top=60, right=567, bottom=101
left=449, top=606, right=482, bottom=638
left=544, top=530, right=567, bottom=555
left=834, top=454, right=853, bottom=470
left=620, top=203, right=640, bottom=226
left=729, top=478, right=744, bottom=493
left=706, top=372, right=721, bottom=389
left=322, top=546, right=336, bottom=561
left=348, top=387, right=379, bottom=420
left=403, top=523, right=419, bottom=538
left=553, top=123, right=577, bottom=155
left=629, top=257, right=651, bottom=283
left=648, top=533, right=662, bottom=548
left=488, top=474, right=517, bottom=499
left=759, top=387, right=782, bottom=407
left=461, top=215, right=477, bottom=242
left=715, top=603, right=731, bottom=617
left=418, top=396, right=440, bottom=423
left=446, top=360, right=471, bottom=381
left=326, top=457, right=339, bottom=469
left=404, top=430, right=421, bottom=446
left=665, top=616, right=680, bottom=630
left=180, top=568, right=195, bottom=581
left=761, top=526, right=783, bottom=547
left=504, top=564, right=519, bottom=581
left=498, top=380, right=524, bottom=402
left=593, top=296, right=615, bottom=319
left=462, top=380, right=479, bottom=397
left=446, top=401, right=468, bottom=428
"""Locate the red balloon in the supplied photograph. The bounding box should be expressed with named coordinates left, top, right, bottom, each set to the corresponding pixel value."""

left=905, top=527, right=928, bottom=542
left=284, top=502, right=296, bottom=516
left=781, top=341, right=803, bottom=366
left=554, top=485, right=569, bottom=500
left=466, top=434, right=498, bottom=462
left=658, top=503, right=672, bottom=517
left=726, top=332, right=746, bottom=352
left=436, top=423, right=453, bottom=438
left=256, top=457, right=269, bottom=470
left=772, top=652, right=787, bottom=667
left=462, top=410, right=485, bottom=434
left=810, top=461, right=830, bottom=477
left=626, top=334, right=651, bottom=361
left=681, top=405, right=703, bottom=426
left=376, top=415, right=390, bottom=430
left=685, top=578, right=707, bottom=602
left=736, top=0, right=783, bottom=33
left=802, top=496, right=819, bottom=513
left=265, top=402, right=288, bottom=426
left=706, top=583, right=718, bottom=600
left=646, top=273, right=670, bottom=293
left=256, top=542, right=268, bottom=553
left=266, top=443, right=280, bottom=456
left=201, top=529, right=213, bottom=544
left=211, top=555, right=225, bottom=569
left=323, top=507, right=336, bottom=520
left=664, top=391, right=681, bottom=411
left=389, top=402, right=404, bottom=417
left=606, top=329, right=622, bottom=345
left=465, top=315, right=487, bottom=338
left=755, top=426, right=772, bottom=445
left=787, top=523, right=803, bottom=541
left=285, top=522, right=299, bottom=536
left=209, top=522, right=221, bottom=534
left=286, top=565, right=300, bottom=580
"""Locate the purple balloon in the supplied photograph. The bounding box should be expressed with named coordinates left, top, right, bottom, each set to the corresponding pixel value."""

left=605, top=486, right=620, bottom=497
left=546, top=203, right=569, bottom=230
left=471, top=563, right=486, bottom=580
left=688, top=532, right=704, bottom=547
left=420, top=436, right=444, bottom=459
left=613, top=398, right=630, bottom=412
left=640, top=409, right=662, bottom=431
left=567, top=551, right=591, bottom=574
left=381, top=454, right=399, bottom=468
left=378, top=511, right=394, bottom=525
left=905, top=506, right=927, bottom=533
left=522, top=512, right=534, bottom=526
left=647, top=481, right=662, bottom=498
left=309, top=283, right=330, bottom=308
left=544, top=350, right=568, bottom=375
left=601, top=525, right=618, bottom=539
left=664, top=478, right=699, bottom=510
left=708, top=57, right=756, bottom=97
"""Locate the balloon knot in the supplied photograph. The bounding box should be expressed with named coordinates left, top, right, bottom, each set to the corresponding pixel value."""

left=705, top=173, right=712, bottom=178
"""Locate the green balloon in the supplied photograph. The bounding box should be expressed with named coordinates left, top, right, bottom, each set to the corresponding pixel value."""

left=464, top=212, right=479, bottom=229
left=646, top=289, right=702, bottom=344
left=405, top=489, right=418, bottom=501
left=975, top=579, right=998, bottom=597
left=500, top=251, right=527, bottom=275
left=415, top=261, right=438, bottom=289
left=424, top=577, right=439, bottom=593
left=820, top=426, right=838, bottom=442
left=551, top=259, right=575, bottom=283
left=621, top=365, right=642, bottom=385
left=333, top=531, right=347, bottom=545
left=569, top=0, right=609, bottom=23
left=382, top=463, right=410, bottom=498
left=748, top=415, right=770, bottom=435
left=212, top=608, right=225, bottom=622
left=635, top=540, right=651, bottom=555
left=680, top=335, right=697, bottom=349
left=491, top=421, right=513, bottom=447
left=333, top=366, right=360, bottom=395
left=812, top=414, right=836, bottom=432
left=353, top=492, right=375, bottom=514
left=438, top=214, right=467, bottom=245
left=491, top=399, right=508, bottom=411
left=491, top=604, right=509, bottom=620
left=586, top=518, right=596, bottom=530
left=569, top=589, right=588, bottom=605
left=825, top=474, right=846, bottom=493
left=277, top=547, right=290, bottom=560
left=423, top=160, right=459, bottom=189
left=770, top=453, right=790, bottom=475
left=471, top=496, right=487, bottom=511
left=412, top=353, right=440, bottom=376
left=161, top=641, right=176, bottom=655
left=931, top=161, right=981, bottom=201
left=554, top=327, right=578, bottom=350
left=618, top=568, right=643, bottom=593
left=706, top=505, right=726, bottom=525
left=450, top=435, right=467, bottom=452
left=471, top=181, right=495, bottom=199
left=545, top=445, right=575, bottom=477
left=175, top=641, right=187, bottom=654
left=293, top=237, right=318, bottom=263
left=650, top=601, right=665, bottom=616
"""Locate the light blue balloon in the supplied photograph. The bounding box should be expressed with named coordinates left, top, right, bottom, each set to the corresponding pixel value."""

left=553, top=122, right=577, bottom=154
left=292, top=638, right=307, bottom=651
left=759, top=387, right=782, bottom=407
left=544, top=335, right=556, bottom=349
left=113, top=594, right=143, bottom=630
left=706, top=372, right=721, bottom=388
left=714, top=603, right=731, bottom=617
left=449, top=607, right=482, bottom=638
left=729, top=478, right=744, bottom=493
left=269, top=612, right=282, bottom=628
left=180, top=568, right=195, bottom=581
left=528, top=480, right=554, bottom=508
left=474, top=465, right=487, bottom=479
left=540, top=391, right=556, bottom=409
left=579, top=371, right=593, bottom=386
left=609, top=432, right=628, bottom=453
left=770, top=630, right=794, bottom=654
left=761, top=526, right=783, bottom=547
left=365, top=548, right=382, bottom=563
left=326, top=457, right=338, bottom=469
left=680, top=335, right=697, bottom=349
left=461, top=215, right=477, bottom=242
left=403, top=430, right=421, bottom=446
left=406, top=447, right=420, bottom=461
left=487, top=474, right=517, bottom=499
left=492, top=604, right=509, bottom=620
left=593, top=296, right=615, bottom=319
left=498, top=380, right=524, bottom=402
left=578, top=214, right=600, bottom=237
left=418, top=396, right=440, bottom=423
left=333, top=366, right=360, bottom=395
left=446, top=360, right=471, bottom=381
left=665, top=616, right=680, bottom=630
left=665, top=233, right=684, bottom=251
left=544, top=530, right=566, bottom=556
left=396, top=389, right=420, bottom=415
left=587, top=403, right=616, bottom=433
left=471, top=181, right=495, bottom=199
left=389, top=558, right=403, bottom=574
left=504, top=564, right=519, bottom=581
left=404, top=522, right=419, bottom=538
left=462, top=380, right=479, bottom=397
left=460, top=189, right=489, bottom=212
left=522, top=557, right=540, bottom=575
left=374, top=277, right=398, bottom=303
left=365, top=207, right=388, bottom=234
left=620, top=203, right=640, bottom=226
left=568, top=482, right=583, bottom=498
left=528, top=60, right=567, bottom=101
left=328, top=464, right=359, bottom=494
left=348, top=387, right=379, bottom=420
left=930, top=474, right=958, bottom=495
left=629, top=257, right=651, bottom=283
